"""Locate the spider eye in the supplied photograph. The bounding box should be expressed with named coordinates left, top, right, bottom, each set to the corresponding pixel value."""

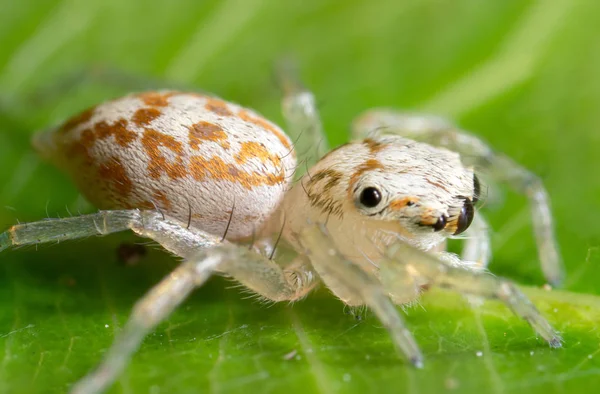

left=455, top=199, right=474, bottom=235
left=432, top=215, right=447, bottom=232
left=359, top=187, right=382, bottom=208
left=473, top=174, right=481, bottom=204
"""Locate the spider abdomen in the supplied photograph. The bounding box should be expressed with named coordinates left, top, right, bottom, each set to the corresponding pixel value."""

left=33, top=91, right=297, bottom=240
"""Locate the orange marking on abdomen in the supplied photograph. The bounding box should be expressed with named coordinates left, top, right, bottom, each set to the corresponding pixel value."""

left=61, top=119, right=136, bottom=169
left=188, top=121, right=230, bottom=149
left=136, top=200, right=157, bottom=210
left=97, top=157, right=133, bottom=197
left=238, top=109, right=292, bottom=150
left=132, top=107, right=162, bottom=126
left=59, top=106, right=96, bottom=133
left=205, top=97, right=233, bottom=117
left=136, top=92, right=176, bottom=107
left=152, top=189, right=172, bottom=210
left=141, top=128, right=187, bottom=180
left=94, top=119, right=137, bottom=147
left=190, top=155, right=284, bottom=189
left=63, top=127, right=97, bottom=161
left=235, top=141, right=281, bottom=167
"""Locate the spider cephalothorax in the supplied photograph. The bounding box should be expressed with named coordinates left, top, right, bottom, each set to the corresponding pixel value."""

left=277, top=135, right=478, bottom=258
left=1, top=69, right=564, bottom=394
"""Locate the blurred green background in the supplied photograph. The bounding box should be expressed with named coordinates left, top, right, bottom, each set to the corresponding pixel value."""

left=2, top=0, right=600, bottom=393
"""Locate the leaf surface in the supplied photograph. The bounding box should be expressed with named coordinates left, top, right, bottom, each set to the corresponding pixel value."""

left=1, top=1, right=600, bottom=393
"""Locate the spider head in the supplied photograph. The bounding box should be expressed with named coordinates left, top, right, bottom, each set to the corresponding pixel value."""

left=351, top=137, right=479, bottom=244
left=301, top=136, right=479, bottom=250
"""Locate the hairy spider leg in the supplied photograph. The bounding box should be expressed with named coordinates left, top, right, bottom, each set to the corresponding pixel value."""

left=379, top=241, right=562, bottom=348
left=352, top=110, right=563, bottom=286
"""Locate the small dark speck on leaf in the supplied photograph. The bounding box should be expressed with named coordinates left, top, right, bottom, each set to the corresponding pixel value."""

left=117, top=242, right=147, bottom=266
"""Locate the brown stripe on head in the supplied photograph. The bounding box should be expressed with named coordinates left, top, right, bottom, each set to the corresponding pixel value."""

left=364, top=138, right=388, bottom=154
left=306, top=169, right=343, bottom=192
left=304, top=169, right=345, bottom=217
left=425, top=178, right=449, bottom=193
left=348, top=159, right=384, bottom=197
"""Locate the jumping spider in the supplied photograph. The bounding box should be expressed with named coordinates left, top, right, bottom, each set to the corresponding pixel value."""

left=0, top=67, right=564, bottom=394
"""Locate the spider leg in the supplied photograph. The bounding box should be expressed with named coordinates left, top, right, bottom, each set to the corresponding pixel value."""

left=382, top=241, right=562, bottom=348
left=69, top=249, right=217, bottom=394
left=461, top=214, right=492, bottom=270
left=299, top=224, right=424, bottom=368
left=352, top=110, right=564, bottom=287
left=352, top=110, right=453, bottom=141
left=70, top=242, right=317, bottom=394
left=276, top=59, right=329, bottom=171
left=0, top=210, right=221, bottom=259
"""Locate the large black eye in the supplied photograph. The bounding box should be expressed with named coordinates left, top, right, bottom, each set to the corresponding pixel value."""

left=359, top=187, right=382, bottom=208
left=432, top=215, right=447, bottom=232
left=455, top=199, right=474, bottom=235
left=473, top=174, right=481, bottom=204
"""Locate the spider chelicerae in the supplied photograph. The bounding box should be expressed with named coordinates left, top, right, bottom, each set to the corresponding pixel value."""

left=0, top=65, right=564, bottom=394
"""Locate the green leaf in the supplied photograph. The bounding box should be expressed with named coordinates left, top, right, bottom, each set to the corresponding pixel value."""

left=2, top=1, right=600, bottom=393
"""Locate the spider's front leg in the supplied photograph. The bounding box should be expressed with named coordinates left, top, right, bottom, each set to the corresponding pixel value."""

left=69, top=240, right=316, bottom=394
left=380, top=241, right=562, bottom=348
left=461, top=214, right=492, bottom=270
left=352, top=110, right=563, bottom=286
left=299, top=224, right=424, bottom=367
left=69, top=247, right=219, bottom=394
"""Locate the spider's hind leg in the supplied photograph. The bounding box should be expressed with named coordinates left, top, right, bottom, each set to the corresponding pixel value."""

left=0, top=209, right=318, bottom=301
left=352, top=109, right=563, bottom=286
left=0, top=209, right=222, bottom=258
